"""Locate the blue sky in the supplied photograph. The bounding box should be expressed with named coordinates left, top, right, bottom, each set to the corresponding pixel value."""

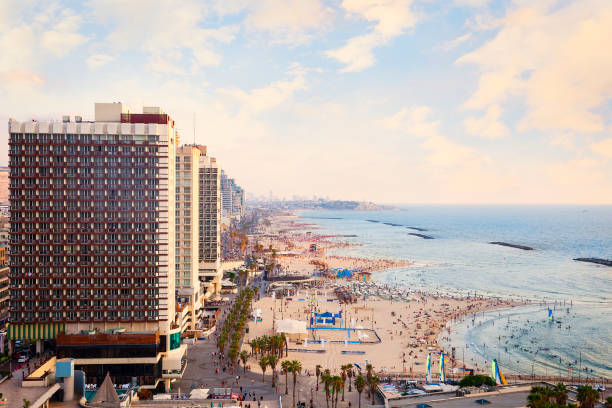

left=1, top=0, right=611, bottom=203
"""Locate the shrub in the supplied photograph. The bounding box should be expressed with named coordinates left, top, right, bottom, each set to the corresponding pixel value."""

left=458, top=375, right=496, bottom=388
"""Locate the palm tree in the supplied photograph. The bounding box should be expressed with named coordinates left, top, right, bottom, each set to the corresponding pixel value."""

left=268, top=354, right=279, bottom=388
left=340, top=369, right=347, bottom=401
left=354, top=375, right=366, bottom=408
left=332, top=376, right=344, bottom=408
left=368, top=375, right=380, bottom=405
left=527, top=386, right=551, bottom=408
left=554, top=383, right=568, bottom=406
left=259, top=356, right=268, bottom=383
left=365, top=363, right=373, bottom=398
left=577, top=385, right=599, bottom=408
left=281, top=360, right=292, bottom=395
left=315, top=365, right=322, bottom=391
left=321, top=372, right=332, bottom=408
left=240, top=350, right=249, bottom=373
left=346, top=364, right=354, bottom=392
left=289, top=360, right=303, bottom=407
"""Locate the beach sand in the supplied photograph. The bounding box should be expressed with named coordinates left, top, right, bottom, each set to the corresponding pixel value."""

left=244, top=214, right=521, bottom=379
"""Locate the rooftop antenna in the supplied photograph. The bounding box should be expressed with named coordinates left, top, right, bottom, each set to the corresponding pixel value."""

left=192, top=112, right=196, bottom=145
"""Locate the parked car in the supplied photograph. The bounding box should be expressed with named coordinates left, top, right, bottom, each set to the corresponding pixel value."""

left=17, top=356, right=27, bottom=363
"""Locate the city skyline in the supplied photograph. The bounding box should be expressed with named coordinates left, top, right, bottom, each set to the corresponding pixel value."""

left=1, top=0, right=611, bottom=204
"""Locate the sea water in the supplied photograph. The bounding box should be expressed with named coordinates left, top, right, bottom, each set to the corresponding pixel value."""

left=296, top=205, right=612, bottom=379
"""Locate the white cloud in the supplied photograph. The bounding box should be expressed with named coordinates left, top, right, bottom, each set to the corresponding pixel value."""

left=382, top=106, right=485, bottom=167
left=243, top=0, right=332, bottom=45
left=437, top=33, right=472, bottom=51
left=326, top=0, right=419, bottom=72
left=457, top=0, right=612, bottom=135
left=39, top=8, right=87, bottom=57
left=0, top=70, right=44, bottom=86
left=88, top=0, right=238, bottom=73
left=86, top=53, right=115, bottom=69
left=463, top=104, right=508, bottom=139
left=589, top=138, right=612, bottom=159
left=0, top=2, right=87, bottom=71
left=454, top=0, right=491, bottom=7
left=216, top=67, right=308, bottom=116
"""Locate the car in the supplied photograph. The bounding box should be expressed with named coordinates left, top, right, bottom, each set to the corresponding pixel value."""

left=17, top=356, right=27, bottom=363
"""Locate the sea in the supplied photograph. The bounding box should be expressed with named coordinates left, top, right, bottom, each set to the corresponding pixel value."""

left=295, top=205, right=612, bottom=380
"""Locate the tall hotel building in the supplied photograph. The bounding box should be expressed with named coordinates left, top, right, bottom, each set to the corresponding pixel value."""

left=197, top=154, right=222, bottom=296
left=8, top=103, right=186, bottom=390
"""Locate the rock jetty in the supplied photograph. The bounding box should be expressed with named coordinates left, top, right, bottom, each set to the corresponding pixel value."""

left=573, top=257, right=612, bottom=267
left=406, top=226, right=428, bottom=232
left=490, top=242, right=534, bottom=250
left=409, top=233, right=434, bottom=239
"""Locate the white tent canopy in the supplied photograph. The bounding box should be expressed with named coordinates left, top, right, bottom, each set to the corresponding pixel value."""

left=275, top=319, right=307, bottom=334
left=190, top=388, right=210, bottom=399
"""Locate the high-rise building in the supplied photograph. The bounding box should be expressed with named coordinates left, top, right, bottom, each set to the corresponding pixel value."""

left=8, top=103, right=185, bottom=391
left=175, top=145, right=201, bottom=333
left=220, top=170, right=232, bottom=224
left=198, top=154, right=222, bottom=294
left=175, top=145, right=225, bottom=333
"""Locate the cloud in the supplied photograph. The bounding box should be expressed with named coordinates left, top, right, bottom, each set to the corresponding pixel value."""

left=86, top=53, right=115, bottom=69
left=437, top=33, right=472, bottom=51
left=216, top=66, right=308, bottom=116
left=0, top=2, right=87, bottom=71
left=382, top=106, right=485, bottom=167
left=457, top=0, right=612, bottom=135
left=243, top=0, right=333, bottom=45
left=326, top=0, right=419, bottom=72
left=88, top=0, right=238, bottom=73
left=39, top=8, right=87, bottom=57
left=0, top=70, right=44, bottom=86
left=463, top=104, right=508, bottom=139
left=589, top=138, right=612, bottom=159
left=454, top=0, right=491, bottom=7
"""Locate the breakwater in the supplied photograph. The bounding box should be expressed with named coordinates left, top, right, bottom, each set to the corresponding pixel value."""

left=490, top=241, right=534, bottom=250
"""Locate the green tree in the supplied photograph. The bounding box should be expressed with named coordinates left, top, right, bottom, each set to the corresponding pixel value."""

left=321, top=372, right=332, bottom=408
left=281, top=360, right=292, bottom=395
left=604, top=396, right=612, bottom=408
left=346, top=364, right=354, bottom=392
left=368, top=375, right=380, bottom=405
left=268, top=354, right=279, bottom=388
left=240, top=350, right=249, bottom=373
left=458, top=375, right=497, bottom=388
left=577, top=385, right=599, bottom=408
left=289, top=360, right=303, bottom=408
left=331, top=376, right=344, bottom=408
left=354, top=375, right=366, bottom=408
left=527, top=386, right=554, bottom=408
left=259, top=356, right=269, bottom=383
left=315, top=365, right=322, bottom=391
left=554, top=383, right=568, bottom=406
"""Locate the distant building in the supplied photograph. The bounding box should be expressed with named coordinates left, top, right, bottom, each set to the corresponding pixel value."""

left=220, top=171, right=245, bottom=223
left=198, top=154, right=223, bottom=295
left=8, top=103, right=184, bottom=391
left=175, top=145, right=224, bottom=333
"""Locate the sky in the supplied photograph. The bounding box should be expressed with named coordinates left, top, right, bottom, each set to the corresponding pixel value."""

left=1, top=0, right=611, bottom=204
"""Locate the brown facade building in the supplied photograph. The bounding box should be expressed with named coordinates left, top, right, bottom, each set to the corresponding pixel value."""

left=8, top=103, right=185, bottom=390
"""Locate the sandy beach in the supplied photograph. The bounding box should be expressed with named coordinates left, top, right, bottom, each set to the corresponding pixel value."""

left=244, top=213, right=522, bottom=379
